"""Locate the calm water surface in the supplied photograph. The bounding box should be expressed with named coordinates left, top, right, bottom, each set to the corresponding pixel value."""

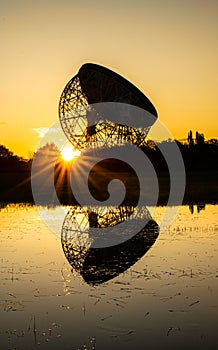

left=0, top=203, right=218, bottom=349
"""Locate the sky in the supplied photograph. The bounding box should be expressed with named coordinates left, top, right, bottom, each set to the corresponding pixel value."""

left=0, top=0, right=217, bottom=157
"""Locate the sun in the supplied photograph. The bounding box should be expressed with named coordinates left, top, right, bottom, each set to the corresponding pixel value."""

left=61, top=146, right=80, bottom=162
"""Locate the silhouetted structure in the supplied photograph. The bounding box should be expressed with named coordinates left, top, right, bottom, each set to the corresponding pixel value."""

left=61, top=206, right=159, bottom=285
left=59, top=63, right=158, bottom=150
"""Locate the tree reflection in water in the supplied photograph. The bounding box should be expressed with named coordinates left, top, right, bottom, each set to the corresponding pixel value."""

left=61, top=206, right=159, bottom=285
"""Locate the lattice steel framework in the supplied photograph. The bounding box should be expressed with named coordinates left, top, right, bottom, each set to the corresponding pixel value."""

left=59, top=64, right=158, bottom=150
left=61, top=205, right=150, bottom=273
left=61, top=205, right=159, bottom=284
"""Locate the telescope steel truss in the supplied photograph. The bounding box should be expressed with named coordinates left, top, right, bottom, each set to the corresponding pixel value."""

left=59, top=71, right=153, bottom=150
left=61, top=205, right=150, bottom=273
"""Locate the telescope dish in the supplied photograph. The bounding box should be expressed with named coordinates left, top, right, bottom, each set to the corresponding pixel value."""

left=59, top=63, right=157, bottom=150
left=61, top=206, right=159, bottom=285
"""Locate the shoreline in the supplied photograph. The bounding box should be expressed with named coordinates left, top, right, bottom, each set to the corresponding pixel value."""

left=0, top=170, right=217, bottom=206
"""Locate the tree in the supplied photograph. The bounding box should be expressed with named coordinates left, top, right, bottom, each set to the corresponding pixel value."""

left=195, top=131, right=205, bottom=146
left=188, top=130, right=194, bottom=147
left=207, top=139, right=218, bottom=146
left=34, top=142, right=59, bottom=160
left=0, top=145, right=13, bottom=159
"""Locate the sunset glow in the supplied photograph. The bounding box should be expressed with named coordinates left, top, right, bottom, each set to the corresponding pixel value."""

left=61, top=146, right=80, bottom=162
left=0, top=0, right=217, bottom=159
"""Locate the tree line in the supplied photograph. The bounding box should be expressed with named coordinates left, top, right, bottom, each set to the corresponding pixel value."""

left=0, top=131, right=217, bottom=204
left=0, top=130, right=218, bottom=172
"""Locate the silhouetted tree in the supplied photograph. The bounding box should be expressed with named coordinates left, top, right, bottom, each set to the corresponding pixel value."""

left=188, top=130, right=194, bottom=147
left=196, top=131, right=205, bottom=147
left=0, top=145, right=13, bottom=159
left=207, top=138, right=218, bottom=146
left=0, top=145, right=27, bottom=172
left=34, top=142, right=59, bottom=159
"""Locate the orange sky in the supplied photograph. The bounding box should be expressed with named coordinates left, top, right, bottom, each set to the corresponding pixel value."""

left=0, top=0, right=217, bottom=158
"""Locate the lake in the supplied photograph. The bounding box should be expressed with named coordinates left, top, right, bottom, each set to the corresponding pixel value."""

left=0, top=203, right=218, bottom=349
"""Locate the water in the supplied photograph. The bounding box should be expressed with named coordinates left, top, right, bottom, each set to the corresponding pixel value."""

left=0, top=203, right=218, bottom=349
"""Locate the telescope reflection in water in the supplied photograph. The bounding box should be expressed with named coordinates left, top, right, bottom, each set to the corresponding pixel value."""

left=61, top=206, right=159, bottom=285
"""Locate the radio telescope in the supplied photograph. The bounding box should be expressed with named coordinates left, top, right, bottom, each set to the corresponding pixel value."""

left=59, top=63, right=158, bottom=150
left=61, top=205, right=159, bottom=285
